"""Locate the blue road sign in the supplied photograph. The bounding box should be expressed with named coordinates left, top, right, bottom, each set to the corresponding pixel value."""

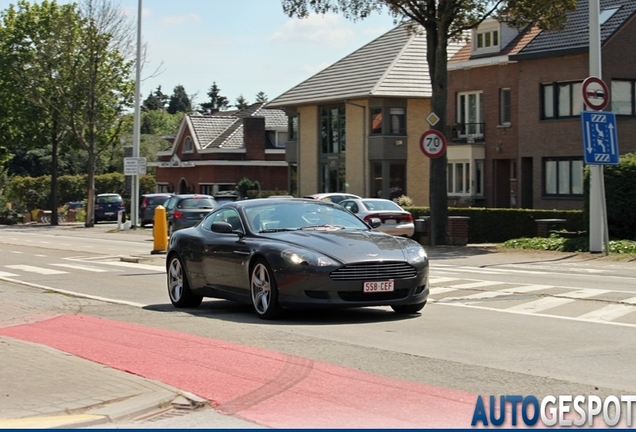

left=581, top=111, right=619, bottom=165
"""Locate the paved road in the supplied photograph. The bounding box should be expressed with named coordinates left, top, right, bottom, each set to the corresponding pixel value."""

left=1, top=223, right=635, bottom=427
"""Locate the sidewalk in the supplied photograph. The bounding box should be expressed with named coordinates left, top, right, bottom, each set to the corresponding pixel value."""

left=0, top=222, right=258, bottom=428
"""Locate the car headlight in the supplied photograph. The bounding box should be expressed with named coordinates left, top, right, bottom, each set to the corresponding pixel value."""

left=405, top=244, right=427, bottom=264
left=281, top=248, right=338, bottom=267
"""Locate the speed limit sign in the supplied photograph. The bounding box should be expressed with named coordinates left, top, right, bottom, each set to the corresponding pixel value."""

left=419, top=130, right=447, bottom=158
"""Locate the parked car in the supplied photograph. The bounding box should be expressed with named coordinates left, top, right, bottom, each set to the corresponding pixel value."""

left=339, top=198, right=415, bottom=238
left=166, top=198, right=429, bottom=319
left=64, top=201, right=85, bottom=212
left=94, top=193, right=126, bottom=223
left=163, top=194, right=218, bottom=236
left=140, top=193, right=173, bottom=227
left=213, top=191, right=240, bottom=206
left=303, top=192, right=361, bottom=204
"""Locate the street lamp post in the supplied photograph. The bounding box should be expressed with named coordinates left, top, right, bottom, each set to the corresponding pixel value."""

left=131, top=0, right=142, bottom=228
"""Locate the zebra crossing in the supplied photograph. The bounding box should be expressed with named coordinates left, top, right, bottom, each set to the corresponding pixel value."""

left=428, top=273, right=636, bottom=327
left=0, top=256, right=164, bottom=280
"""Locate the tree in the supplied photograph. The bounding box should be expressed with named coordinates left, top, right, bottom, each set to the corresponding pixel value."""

left=281, top=0, right=576, bottom=245
left=235, top=94, right=249, bottom=110
left=142, top=85, right=168, bottom=111
left=167, top=84, right=193, bottom=114
left=255, top=91, right=268, bottom=103
left=199, top=82, right=230, bottom=113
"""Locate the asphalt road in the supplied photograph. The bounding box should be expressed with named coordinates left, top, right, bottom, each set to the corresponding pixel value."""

left=1, top=223, right=636, bottom=427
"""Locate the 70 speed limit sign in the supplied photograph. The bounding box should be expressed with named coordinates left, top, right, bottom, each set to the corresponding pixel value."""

left=419, top=129, right=447, bottom=158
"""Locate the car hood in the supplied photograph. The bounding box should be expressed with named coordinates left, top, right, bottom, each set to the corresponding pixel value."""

left=261, top=229, right=412, bottom=262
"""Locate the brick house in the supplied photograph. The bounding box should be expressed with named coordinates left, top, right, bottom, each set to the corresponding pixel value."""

left=151, top=103, right=289, bottom=196
left=268, top=23, right=464, bottom=205
left=447, top=0, right=636, bottom=210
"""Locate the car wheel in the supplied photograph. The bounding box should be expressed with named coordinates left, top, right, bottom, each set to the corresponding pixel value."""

left=391, top=301, right=426, bottom=314
left=250, top=259, right=282, bottom=320
left=167, top=254, right=202, bottom=308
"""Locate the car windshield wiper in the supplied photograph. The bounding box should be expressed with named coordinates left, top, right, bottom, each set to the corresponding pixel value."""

left=299, top=224, right=344, bottom=231
left=259, top=228, right=297, bottom=233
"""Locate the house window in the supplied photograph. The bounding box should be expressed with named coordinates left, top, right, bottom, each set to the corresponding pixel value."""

left=476, top=29, right=498, bottom=49
left=320, top=105, right=346, bottom=154
left=288, top=115, right=298, bottom=140
left=541, top=82, right=584, bottom=119
left=457, top=91, right=483, bottom=137
left=183, top=136, right=194, bottom=153
left=371, top=161, right=406, bottom=199
left=389, top=108, right=406, bottom=135
left=199, top=184, right=214, bottom=195
left=369, top=107, right=406, bottom=135
left=500, top=88, right=511, bottom=125
left=320, top=158, right=346, bottom=192
left=447, top=162, right=471, bottom=195
left=543, top=158, right=584, bottom=196
left=266, top=131, right=287, bottom=148
left=612, top=80, right=636, bottom=115
left=370, top=108, right=382, bottom=134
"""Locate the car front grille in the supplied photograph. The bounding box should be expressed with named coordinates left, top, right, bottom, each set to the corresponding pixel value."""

left=330, top=262, right=417, bottom=281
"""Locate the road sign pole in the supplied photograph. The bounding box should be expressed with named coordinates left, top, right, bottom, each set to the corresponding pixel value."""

left=589, top=0, right=606, bottom=254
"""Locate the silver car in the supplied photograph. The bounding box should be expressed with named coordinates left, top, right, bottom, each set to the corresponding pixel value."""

left=340, top=198, right=415, bottom=238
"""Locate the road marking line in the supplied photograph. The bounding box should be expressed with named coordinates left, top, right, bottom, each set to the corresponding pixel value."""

left=622, top=296, right=636, bottom=305
left=51, top=264, right=111, bottom=273
left=9, top=251, right=23, bottom=254
left=97, top=261, right=165, bottom=272
left=447, top=280, right=506, bottom=289
left=429, top=277, right=463, bottom=285
left=505, top=284, right=555, bottom=293
left=430, top=287, right=459, bottom=294
left=0, top=271, right=19, bottom=278
left=577, top=304, right=636, bottom=321
left=561, top=288, right=610, bottom=298
left=444, top=291, right=507, bottom=301
left=5, top=265, right=67, bottom=275
left=506, top=297, right=574, bottom=313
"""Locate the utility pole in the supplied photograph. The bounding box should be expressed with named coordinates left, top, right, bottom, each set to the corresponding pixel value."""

left=130, top=0, right=142, bottom=228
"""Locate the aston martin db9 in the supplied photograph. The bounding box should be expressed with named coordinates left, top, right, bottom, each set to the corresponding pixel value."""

left=166, top=198, right=429, bottom=319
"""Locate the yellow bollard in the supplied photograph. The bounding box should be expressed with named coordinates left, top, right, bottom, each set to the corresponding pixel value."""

left=151, top=205, right=168, bottom=254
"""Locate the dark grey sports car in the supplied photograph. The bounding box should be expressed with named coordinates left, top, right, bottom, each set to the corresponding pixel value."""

left=166, top=198, right=429, bottom=319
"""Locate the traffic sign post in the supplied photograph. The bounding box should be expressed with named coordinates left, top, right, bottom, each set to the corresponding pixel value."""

left=581, top=111, right=619, bottom=165
left=582, top=76, right=609, bottom=111
left=419, top=130, right=447, bottom=159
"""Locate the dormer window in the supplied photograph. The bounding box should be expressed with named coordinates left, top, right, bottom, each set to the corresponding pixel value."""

left=472, top=21, right=500, bottom=55
left=477, top=30, right=498, bottom=49
left=183, top=136, right=194, bottom=153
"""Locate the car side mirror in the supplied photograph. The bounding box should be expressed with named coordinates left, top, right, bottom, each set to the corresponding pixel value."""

left=211, top=221, right=244, bottom=238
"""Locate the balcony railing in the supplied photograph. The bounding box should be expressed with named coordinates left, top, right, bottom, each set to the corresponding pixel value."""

left=450, top=123, right=485, bottom=143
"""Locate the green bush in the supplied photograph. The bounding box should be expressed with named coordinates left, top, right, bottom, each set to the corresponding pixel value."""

left=502, top=234, right=636, bottom=254
left=603, top=152, right=636, bottom=240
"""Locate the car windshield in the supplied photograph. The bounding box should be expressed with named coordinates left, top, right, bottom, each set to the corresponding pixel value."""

left=179, top=198, right=216, bottom=209
left=245, top=202, right=369, bottom=232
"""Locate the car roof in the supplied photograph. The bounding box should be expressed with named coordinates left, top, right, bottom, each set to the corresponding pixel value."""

left=170, top=194, right=214, bottom=199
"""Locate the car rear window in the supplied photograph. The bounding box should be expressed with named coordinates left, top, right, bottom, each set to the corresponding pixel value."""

left=148, top=196, right=170, bottom=205
left=179, top=198, right=216, bottom=209
left=97, top=196, right=122, bottom=204
left=362, top=200, right=401, bottom=211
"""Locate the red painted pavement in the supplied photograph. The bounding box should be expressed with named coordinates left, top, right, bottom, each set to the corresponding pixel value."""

left=0, top=314, right=477, bottom=428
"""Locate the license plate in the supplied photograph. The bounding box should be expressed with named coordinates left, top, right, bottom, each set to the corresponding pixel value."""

left=384, top=219, right=397, bottom=225
left=363, top=280, right=394, bottom=293
left=105, top=212, right=114, bottom=216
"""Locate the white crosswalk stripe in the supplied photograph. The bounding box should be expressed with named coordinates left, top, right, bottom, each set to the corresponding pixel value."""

left=577, top=304, right=636, bottom=321
left=506, top=297, right=575, bottom=313
left=5, top=265, right=67, bottom=275
left=51, top=264, right=111, bottom=273
left=0, top=271, right=19, bottom=278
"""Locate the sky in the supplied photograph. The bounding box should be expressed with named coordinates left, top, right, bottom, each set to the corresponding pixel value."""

left=0, top=0, right=398, bottom=108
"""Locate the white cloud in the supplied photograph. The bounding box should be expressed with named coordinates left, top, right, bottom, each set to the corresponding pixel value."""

left=270, top=13, right=354, bottom=44
left=158, top=14, right=201, bottom=26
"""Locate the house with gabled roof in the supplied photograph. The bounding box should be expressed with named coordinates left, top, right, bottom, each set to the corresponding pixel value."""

left=151, top=103, right=290, bottom=195
left=268, top=23, right=464, bottom=204
left=447, top=0, right=636, bottom=210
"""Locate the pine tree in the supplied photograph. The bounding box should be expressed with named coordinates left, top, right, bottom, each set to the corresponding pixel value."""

left=167, top=84, right=192, bottom=114
left=199, top=82, right=230, bottom=114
